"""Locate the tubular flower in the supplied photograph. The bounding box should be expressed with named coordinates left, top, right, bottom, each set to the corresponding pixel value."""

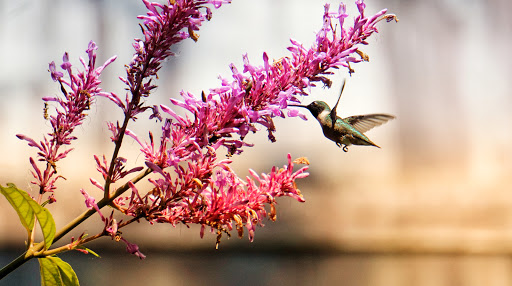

left=17, top=41, right=116, bottom=195
left=119, top=152, right=308, bottom=247
left=114, top=0, right=231, bottom=119
left=121, top=0, right=395, bottom=245
left=95, top=0, right=233, bottom=195
left=154, top=0, right=397, bottom=156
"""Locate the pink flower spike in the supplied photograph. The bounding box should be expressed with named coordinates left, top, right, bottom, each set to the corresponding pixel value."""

left=246, top=216, right=255, bottom=242
left=209, top=0, right=231, bottom=9
left=121, top=238, right=146, bottom=260
left=80, top=189, right=104, bottom=220
left=61, top=0, right=393, bottom=250
left=128, top=181, right=142, bottom=200
left=29, top=157, right=42, bottom=182
left=16, top=134, right=42, bottom=151
left=24, top=41, right=116, bottom=197
left=149, top=105, right=162, bottom=121
left=99, top=91, right=126, bottom=110
left=95, top=55, right=117, bottom=74
left=89, top=178, right=105, bottom=191
left=160, top=104, right=187, bottom=126
left=122, top=0, right=233, bottom=113
left=86, top=41, right=98, bottom=58
left=80, top=189, right=95, bottom=209
left=356, top=0, right=366, bottom=16
left=105, top=217, right=118, bottom=238
left=48, top=61, right=63, bottom=81
left=125, top=129, right=143, bottom=146
left=145, top=161, right=163, bottom=175
left=106, top=121, right=121, bottom=142
left=61, top=52, right=71, bottom=69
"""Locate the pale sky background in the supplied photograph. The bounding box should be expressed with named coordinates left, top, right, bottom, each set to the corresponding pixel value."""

left=2, top=0, right=512, bottom=285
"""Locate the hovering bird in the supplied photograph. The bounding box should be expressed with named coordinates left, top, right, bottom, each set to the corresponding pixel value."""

left=290, top=80, right=395, bottom=152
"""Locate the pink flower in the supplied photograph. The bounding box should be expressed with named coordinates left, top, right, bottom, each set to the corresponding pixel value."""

left=118, top=151, right=308, bottom=246
left=116, top=0, right=232, bottom=120
left=119, top=0, right=395, bottom=246
left=121, top=238, right=146, bottom=260
left=141, top=0, right=398, bottom=159
left=17, top=41, right=116, bottom=196
left=19, top=0, right=395, bottom=252
left=94, top=155, right=143, bottom=183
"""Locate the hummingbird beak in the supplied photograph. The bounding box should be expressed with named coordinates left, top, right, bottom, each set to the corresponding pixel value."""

left=287, top=104, right=308, bottom=108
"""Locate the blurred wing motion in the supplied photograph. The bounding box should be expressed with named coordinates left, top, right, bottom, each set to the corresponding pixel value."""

left=344, top=114, right=395, bottom=133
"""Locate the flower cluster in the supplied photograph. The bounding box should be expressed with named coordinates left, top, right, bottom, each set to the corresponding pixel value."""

left=17, top=41, right=116, bottom=197
left=102, top=0, right=231, bottom=120
left=80, top=188, right=147, bottom=259
left=112, top=0, right=395, bottom=245
left=119, top=151, right=307, bottom=248
left=0, top=0, right=396, bottom=280
left=143, top=1, right=398, bottom=158
left=17, top=0, right=395, bottom=252
left=92, top=0, right=233, bottom=201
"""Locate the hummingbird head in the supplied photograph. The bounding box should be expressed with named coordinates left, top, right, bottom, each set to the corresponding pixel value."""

left=289, top=101, right=330, bottom=118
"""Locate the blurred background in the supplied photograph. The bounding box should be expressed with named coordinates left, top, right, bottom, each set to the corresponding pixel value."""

left=1, top=0, right=512, bottom=285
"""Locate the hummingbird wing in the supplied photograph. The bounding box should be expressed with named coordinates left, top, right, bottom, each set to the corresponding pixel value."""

left=330, top=79, right=346, bottom=131
left=344, top=114, right=395, bottom=133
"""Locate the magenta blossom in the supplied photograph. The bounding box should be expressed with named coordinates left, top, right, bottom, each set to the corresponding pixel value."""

left=17, top=41, right=116, bottom=195
left=0, top=0, right=397, bottom=281
left=105, top=0, right=231, bottom=120
left=118, top=0, right=395, bottom=245
left=147, top=1, right=398, bottom=157
left=118, top=152, right=308, bottom=247
left=95, top=0, right=234, bottom=200
left=81, top=188, right=145, bottom=256
left=121, top=237, right=146, bottom=260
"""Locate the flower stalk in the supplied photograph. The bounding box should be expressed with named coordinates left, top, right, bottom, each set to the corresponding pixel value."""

left=1, top=0, right=396, bottom=282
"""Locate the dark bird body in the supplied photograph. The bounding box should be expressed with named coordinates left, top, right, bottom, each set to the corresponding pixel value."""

left=290, top=80, right=395, bottom=151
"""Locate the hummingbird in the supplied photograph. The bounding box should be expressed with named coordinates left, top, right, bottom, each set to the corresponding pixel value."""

left=290, top=80, right=395, bottom=152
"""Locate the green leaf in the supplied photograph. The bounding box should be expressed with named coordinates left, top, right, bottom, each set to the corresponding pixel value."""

left=76, top=246, right=101, bottom=258
left=39, top=256, right=80, bottom=286
left=0, top=183, right=56, bottom=250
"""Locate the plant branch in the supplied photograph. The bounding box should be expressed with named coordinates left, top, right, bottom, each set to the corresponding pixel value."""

left=0, top=168, right=152, bottom=279
left=103, top=114, right=132, bottom=199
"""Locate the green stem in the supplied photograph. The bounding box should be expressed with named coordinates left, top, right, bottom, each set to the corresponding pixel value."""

left=0, top=250, right=33, bottom=280
left=54, top=167, right=151, bottom=243
left=0, top=168, right=152, bottom=280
